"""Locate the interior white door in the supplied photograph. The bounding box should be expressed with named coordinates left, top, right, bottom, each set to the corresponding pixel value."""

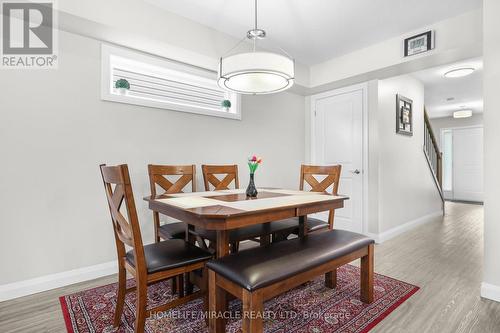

left=312, top=88, right=364, bottom=233
left=452, top=127, right=484, bottom=202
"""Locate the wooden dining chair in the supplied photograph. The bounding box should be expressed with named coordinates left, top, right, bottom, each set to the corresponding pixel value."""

left=148, top=164, right=196, bottom=242
left=273, top=164, right=343, bottom=242
left=100, top=164, right=212, bottom=333
left=202, top=164, right=239, bottom=191
left=299, top=164, right=342, bottom=232
left=200, top=164, right=299, bottom=252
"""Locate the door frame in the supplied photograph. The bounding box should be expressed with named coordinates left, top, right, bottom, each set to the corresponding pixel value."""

left=309, top=82, right=369, bottom=234
left=440, top=124, right=484, bottom=202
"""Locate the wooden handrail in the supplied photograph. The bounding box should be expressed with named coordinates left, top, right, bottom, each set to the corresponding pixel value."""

left=424, top=110, right=441, bottom=162
left=423, top=108, right=444, bottom=206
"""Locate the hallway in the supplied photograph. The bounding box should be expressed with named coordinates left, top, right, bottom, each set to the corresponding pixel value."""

left=373, top=202, right=500, bottom=332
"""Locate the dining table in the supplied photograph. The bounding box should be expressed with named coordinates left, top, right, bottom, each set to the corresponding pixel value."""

left=144, top=188, right=348, bottom=259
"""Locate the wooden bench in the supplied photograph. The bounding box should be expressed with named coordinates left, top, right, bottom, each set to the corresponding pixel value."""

left=206, top=229, right=374, bottom=333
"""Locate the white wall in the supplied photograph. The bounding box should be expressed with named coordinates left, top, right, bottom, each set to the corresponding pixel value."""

left=481, top=0, right=500, bottom=303
left=375, top=75, right=443, bottom=234
left=309, top=9, right=482, bottom=92
left=57, top=0, right=311, bottom=88
left=0, top=30, right=305, bottom=285
left=430, top=114, right=484, bottom=149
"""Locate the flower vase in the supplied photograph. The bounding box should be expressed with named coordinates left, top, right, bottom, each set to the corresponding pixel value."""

left=246, top=173, right=258, bottom=198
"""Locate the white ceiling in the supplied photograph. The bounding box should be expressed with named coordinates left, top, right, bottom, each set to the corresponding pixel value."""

left=412, top=58, right=483, bottom=119
left=146, top=0, right=482, bottom=65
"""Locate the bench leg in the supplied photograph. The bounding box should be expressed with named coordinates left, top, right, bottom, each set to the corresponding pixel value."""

left=325, top=269, right=337, bottom=289
left=242, top=289, right=264, bottom=333
left=360, top=243, right=374, bottom=303
left=208, top=270, right=226, bottom=333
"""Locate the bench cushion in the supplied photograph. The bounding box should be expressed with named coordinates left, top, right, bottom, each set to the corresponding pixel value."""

left=206, top=229, right=374, bottom=291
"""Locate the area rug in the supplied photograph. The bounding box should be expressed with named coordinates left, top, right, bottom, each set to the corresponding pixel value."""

left=59, top=264, right=419, bottom=333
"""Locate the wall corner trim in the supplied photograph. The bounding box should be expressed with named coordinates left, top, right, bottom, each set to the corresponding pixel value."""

left=0, top=261, right=117, bottom=302
left=481, top=282, right=500, bottom=303
left=370, top=210, right=443, bottom=244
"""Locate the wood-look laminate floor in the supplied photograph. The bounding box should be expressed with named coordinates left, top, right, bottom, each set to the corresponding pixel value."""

left=1, top=202, right=499, bottom=332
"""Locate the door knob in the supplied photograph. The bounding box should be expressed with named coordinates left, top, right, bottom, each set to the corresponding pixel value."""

left=351, top=169, right=361, bottom=175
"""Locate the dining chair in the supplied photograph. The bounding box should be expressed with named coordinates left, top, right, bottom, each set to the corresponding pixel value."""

left=200, top=164, right=299, bottom=251
left=273, top=164, right=343, bottom=241
left=299, top=164, right=342, bottom=232
left=100, top=164, right=212, bottom=333
left=202, top=164, right=239, bottom=191
left=148, top=164, right=196, bottom=242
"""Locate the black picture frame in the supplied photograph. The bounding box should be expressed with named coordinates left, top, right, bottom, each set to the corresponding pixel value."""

left=404, top=31, right=434, bottom=57
left=396, top=94, right=413, bottom=136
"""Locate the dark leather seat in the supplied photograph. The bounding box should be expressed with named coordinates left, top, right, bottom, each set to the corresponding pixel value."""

left=206, top=229, right=374, bottom=291
left=196, top=220, right=299, bottom=242
left=270, top=217, right=329, bottom=239
left=158, top=222, right=186, bottom=240
left=126, top=239, right=212, bottom=274
left=306, top=218, right=329, bottom=232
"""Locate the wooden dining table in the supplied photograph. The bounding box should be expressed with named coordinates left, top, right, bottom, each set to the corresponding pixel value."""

left=144, top=188, right=348, bottom=259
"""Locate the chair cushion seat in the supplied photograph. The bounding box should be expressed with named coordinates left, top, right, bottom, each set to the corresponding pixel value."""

left=276, top=217, right=329, bottom=234
left=206, top=230, right=374, bottom=291
left=196, top=221, right=299, bottom=242
left=126, top=239, right=212, bottom=274
left=307, top=218, right=329, bottom=232
left=158, top=222, right=186, bottom=240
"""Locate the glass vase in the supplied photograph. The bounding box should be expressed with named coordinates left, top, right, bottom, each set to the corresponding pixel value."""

left=246, top=173, right=258, bottom=198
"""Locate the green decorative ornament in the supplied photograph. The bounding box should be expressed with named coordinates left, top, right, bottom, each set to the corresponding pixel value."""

left=115, top=79, right=130, bottom=95
left=221, top=99, right=231, bottom=110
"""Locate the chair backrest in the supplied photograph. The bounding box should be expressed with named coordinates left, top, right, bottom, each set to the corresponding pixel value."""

left=300, top=164, right=342, bottom=228
left=300, top=165, right=342, bottom=194
left=148, top=164, right=196, bottom=196
left=202, top=165, right=239, bottom=191
left=100, top=164, right=146, bottom=272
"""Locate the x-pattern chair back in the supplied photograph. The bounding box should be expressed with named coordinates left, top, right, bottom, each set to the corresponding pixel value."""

left=100, top=164, right=146, bottom=272
left=202, top=165, right=239, bottom=191
left=300, top=165, right=342, bottom=195
left=148, top=165, right=196, bottom=242
left=300, top=164, right=342, bottom=229
left=148, top=165, right=196, bottom=196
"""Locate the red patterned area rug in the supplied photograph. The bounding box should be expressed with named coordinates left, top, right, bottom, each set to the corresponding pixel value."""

left=60, top=264, right=419, bottom=333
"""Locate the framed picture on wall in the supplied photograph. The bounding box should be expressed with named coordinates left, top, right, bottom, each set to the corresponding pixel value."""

left=396, top=94, right=413, bottom=136
left=404, top=30, right=434, bottom=57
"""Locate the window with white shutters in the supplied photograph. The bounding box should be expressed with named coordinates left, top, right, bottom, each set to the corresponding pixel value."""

left=101, top=44, right=240, bottom=119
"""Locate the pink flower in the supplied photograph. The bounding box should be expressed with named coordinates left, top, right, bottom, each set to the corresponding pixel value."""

left=251, top=155, right=257, bottom=162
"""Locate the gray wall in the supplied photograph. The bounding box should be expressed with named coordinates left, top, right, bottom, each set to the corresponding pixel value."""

left=0, top=31, right=306, bottom=284
left=375, top=75, right=443, bottom=233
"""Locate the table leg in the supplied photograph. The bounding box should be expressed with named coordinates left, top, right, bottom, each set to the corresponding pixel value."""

left=260, top=222, right=271, bottom=246
left=216, top=230, right=230, bottom=258
left=185, top=224, right=196, bottom=295
left=298, top=215, right=308, bottom=238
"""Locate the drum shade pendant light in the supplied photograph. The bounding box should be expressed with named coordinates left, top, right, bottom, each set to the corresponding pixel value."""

left=217, top=0, right=294, bottom=95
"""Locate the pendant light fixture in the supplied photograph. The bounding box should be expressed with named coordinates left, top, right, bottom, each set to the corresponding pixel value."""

left=217, top=0, right=295, bottom=95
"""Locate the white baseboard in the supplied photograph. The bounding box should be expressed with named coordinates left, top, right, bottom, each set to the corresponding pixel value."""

left=0, top=261, right=117, bottom=302
left=367, top=210, right=443, bottom=244
left=0, top=212, right=443, bottom=302
left=481, top=282, right=500, bottom=303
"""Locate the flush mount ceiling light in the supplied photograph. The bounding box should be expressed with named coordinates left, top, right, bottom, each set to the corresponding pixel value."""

left=444, top=67, right=475, bottom=78
left=217, top=0, right=294, bottom=95
left=453, top=109, right=473, bottom=118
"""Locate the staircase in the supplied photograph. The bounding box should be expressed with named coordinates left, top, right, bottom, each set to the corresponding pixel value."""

left=423, top=109, right=445, bottom=212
